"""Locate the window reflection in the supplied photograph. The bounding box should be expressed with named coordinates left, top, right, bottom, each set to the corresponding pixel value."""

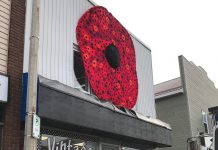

left=40, top=134, right=98, bottom=150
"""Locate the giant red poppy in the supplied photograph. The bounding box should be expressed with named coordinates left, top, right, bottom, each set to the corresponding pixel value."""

left=76, top=6, right=138, bottom=109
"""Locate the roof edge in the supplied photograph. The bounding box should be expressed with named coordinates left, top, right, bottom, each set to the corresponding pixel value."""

left=89, top=0, right=151, bottom=52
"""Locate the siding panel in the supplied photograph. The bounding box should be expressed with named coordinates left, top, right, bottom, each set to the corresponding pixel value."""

left=3, top=0, right=10, bottom=6
left=0, top=15, right=9, bottom=25
left=0, top=1, right=10, bottom=10
left=24, top=0, right=156, bottom=117
left=0, top=20, right=9, bottom=29
left=0, top=37, right=8, bottom=45
left=0, top=43, right=8, bottom=51
left=0, top=26, right=8, bottom=34
left=0, top=54, right=7, bottom=61
left=156, top=94, right=191, bottom=150
left=23, top=0, right=93, bottom=86
left=0, top=0, right=11, bottom=74
left=0, top=59, right=6, bottom=66
left=132, top=38, right=156, bottom=117
left=0, top=65, right=6, bottom=73
left=0, top=5, right=10, bottom=14
left=0, top=10, right=10, bottom=19
left=0, top=31, right=8, bottom=39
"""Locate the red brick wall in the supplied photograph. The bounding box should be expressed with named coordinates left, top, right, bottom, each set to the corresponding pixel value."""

left=2, top=0, right=26, bottom=149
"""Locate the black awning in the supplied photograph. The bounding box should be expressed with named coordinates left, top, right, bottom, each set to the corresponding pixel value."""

left=38, top=77, right=171, bottom=149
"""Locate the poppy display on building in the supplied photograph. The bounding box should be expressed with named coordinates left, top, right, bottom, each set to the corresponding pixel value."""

left=76, top=6, right=138, bottom=109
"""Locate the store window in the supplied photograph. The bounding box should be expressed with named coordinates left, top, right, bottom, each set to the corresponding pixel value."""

left=40, top=135, right=98, bottom=150
left=40, top=134, right=98, bottom=150
left=38, top=129, right=151, bottom=150
left=39, top=128, right=98, bottom=150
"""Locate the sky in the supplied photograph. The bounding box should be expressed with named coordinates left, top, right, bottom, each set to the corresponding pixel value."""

left=93, top=0, right=218, bottom=87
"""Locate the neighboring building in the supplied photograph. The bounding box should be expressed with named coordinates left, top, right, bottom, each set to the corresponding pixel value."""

left=0, top=0, right=26, bottom=149
left=0, top=0, right=10, bottom=74
left=0, top=0, right=171, bottom=150
left=155, top=55, right=218, bottom=150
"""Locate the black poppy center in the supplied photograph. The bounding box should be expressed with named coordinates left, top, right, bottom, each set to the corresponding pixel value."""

left=104, top=44, right=120, bottom=69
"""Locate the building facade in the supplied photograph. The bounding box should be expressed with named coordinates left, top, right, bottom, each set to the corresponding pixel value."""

left=155, top=55, right=218, bottom=150
left=0, top=0, right=26, bottom=149
left=0, top=0, right=171, bottom=150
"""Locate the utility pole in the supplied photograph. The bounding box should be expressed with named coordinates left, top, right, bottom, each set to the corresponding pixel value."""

left=23, top=0, right=40, bottom=150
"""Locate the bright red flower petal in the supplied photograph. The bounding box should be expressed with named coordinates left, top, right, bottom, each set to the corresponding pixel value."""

left=76, top=6, right=138, bottom=109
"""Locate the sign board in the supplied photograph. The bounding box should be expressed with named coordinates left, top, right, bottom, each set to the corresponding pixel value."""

left=45, top=137, right=97, bottom=150
left=0, top=74, right=8, bottom=102
left=32, top=114, right=40, bottom=139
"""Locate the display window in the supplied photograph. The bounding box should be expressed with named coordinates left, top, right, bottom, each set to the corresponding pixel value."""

left=38, top=128, right=141, bottom=150
left=0, top=128, right=135, bottom=150
left=38, top=128, right=98, bottom=150
left=40, top=135, right=98, bottom=150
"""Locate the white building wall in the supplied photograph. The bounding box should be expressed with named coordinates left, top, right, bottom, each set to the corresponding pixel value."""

left=23, top=0, right=93, bottom=87
left=23, top=0, right=156, bottom=117
left=132, top=38, right=156, bottom=117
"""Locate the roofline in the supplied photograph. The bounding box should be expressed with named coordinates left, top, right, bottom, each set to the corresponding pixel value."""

left=129, top=31, right=151, bottom=51
left=87, top=0, right=151, bottom=52
left=87, top=0, right=97, bottom=6
left=154, top=77, right=181, bottom=86
left=155, top=87, right=184, bottom=100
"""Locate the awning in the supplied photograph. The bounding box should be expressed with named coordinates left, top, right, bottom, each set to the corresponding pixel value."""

left=38, top=76, right=172, bottom=149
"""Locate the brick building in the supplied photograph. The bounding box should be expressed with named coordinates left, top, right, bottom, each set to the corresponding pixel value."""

left=0, top=0, right=25, bottom=149
left=0, top=0, right=171, bottom=150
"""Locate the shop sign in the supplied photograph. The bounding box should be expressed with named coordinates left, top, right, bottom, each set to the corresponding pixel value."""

left=0, top=74, right=8, bottom=103
left=47, top=137, right=95, bottom=150
left=32, top=114, right=40, bottom=139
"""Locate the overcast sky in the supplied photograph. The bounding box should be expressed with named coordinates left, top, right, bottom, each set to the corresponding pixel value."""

left=94, top=0, right=218, bottom=87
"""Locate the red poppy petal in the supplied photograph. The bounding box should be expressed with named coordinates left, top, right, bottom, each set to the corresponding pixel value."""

left=76, top=6, right=138, bottom=109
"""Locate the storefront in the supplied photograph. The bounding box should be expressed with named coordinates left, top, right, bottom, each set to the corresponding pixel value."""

left=35, top=77, right=171, bottom=150
left=22, top=0, right=172, bottom=149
